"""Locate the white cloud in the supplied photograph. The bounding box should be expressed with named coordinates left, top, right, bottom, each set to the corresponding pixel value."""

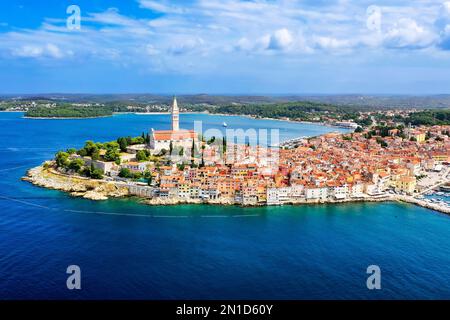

left=314, top=36, right=352, bottom=50
left=438, top=24, right=450, bottom=50
left=168, top=37, right=205, bottom=55
left=383, top=18, right=436, bottom=49
left=45, top=44, right=63, bottom=58
left=12, top=43, right=64, bottom=58
left=268, top=28, right=294, bottom=50
left=2, top=0, right=450, bottom=71
left=138, top=0, right=184, bottom=14
left=235, top=28, right=311, bottom=54
left=12, top=45, right=44, bottom=58
left=435, top=1, right=450, bottom=50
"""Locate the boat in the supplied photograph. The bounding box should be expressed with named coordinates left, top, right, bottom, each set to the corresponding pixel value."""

left=223, top=122, right=228, bottom=127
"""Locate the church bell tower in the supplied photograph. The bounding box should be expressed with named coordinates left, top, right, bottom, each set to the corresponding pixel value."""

left=171, top=96, right=179, bottom=131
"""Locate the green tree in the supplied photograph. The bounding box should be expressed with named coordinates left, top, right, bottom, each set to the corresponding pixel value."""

left=117, top=137, right=129, bottom=152
left=84, top=141, right=97, bottom=155
left=91, top=149, right=100, bottom=161
left=77, top=148, right=87, bottom=157
left=55, top=151, right=70, bottom=168
left=131, top=136, right=145, bottom=145
left=68, top=158, right=85, bottom=172
left=119, top=168, right=132, bottom=178
left=136, top=150, right=149, bottom=162
left=104, top=148, right=119, bottom=162
left=90, top=168, right=104, bottom=179
left=133, top=172, right=143, bottom=179
left=191, top=140, right=195, bottom=161
left=222, top=137, right=227, bottom=153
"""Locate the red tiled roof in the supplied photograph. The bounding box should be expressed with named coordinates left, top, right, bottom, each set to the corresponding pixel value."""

left=152, top=130, right=196, bottom=141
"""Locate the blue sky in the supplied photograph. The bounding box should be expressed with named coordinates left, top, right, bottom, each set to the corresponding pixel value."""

left=1, top=0, right=450, bottom=94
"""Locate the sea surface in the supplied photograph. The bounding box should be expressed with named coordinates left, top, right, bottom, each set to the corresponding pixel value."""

left=0, top=112, right=449, bottom=300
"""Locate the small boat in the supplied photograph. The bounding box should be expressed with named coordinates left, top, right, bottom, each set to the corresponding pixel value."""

left=223, top=122, right=228, bottom=127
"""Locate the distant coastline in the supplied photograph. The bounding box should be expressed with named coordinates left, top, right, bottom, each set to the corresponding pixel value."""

left=132, top=111, right=344, bottom=130
left=23, top=115, right=113, bottom=120
left=19, top=110, right=343, bottom=129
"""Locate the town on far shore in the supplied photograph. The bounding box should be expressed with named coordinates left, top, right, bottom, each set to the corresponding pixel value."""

left=24, top=97, right=450, bottom=214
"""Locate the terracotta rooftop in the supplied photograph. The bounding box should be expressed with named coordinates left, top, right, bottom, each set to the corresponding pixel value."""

left=152, top=129, right=196, bottom=141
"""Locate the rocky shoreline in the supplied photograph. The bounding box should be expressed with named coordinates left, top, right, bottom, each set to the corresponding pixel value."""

left=22, top=165, right=129, bottom=201
left=22, top=165, right=449, bottom=215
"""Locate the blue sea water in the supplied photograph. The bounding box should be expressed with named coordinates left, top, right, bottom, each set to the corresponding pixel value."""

left=0, top=112, right=449, bottom=300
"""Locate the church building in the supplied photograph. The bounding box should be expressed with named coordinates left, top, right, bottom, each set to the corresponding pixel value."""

left=149, top=97, right=199, bottom=154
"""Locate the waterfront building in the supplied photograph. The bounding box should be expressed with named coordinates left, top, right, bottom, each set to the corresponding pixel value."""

left=305, top=186, right=328, bottom=201
left=395, top=176, right=417, bottom=194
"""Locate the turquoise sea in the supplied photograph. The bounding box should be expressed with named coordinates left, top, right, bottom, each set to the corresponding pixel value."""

left=0, top=112, right=449, bottom=300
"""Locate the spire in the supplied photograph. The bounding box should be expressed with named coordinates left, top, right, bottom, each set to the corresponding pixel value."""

left=172, top=96, right=179, bottom=112
left=171, top=96, right=179, bottom=131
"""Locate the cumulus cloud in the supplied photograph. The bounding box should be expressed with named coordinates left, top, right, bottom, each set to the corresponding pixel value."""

left=268, top=28, right=294, bottom=50
left=12, top=43, right=64, bottom=58
left=435, top=1, right=450, bottom=50
left=383, top=18, right=436, bottom=49
left=2, top=0, right=450, bottom=70
left=235, top=28, right=310, bottom=53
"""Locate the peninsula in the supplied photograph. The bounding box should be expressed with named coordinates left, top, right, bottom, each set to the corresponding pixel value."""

left=23, top=97, right=450, bottom=214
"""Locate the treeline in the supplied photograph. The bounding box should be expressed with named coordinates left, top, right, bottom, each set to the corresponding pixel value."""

left=210, top=102, right=360, bottom=120
left=407, top=110, right=450, bottom=126
left=26, top=105, right=113, bottom=118
left=53, top=133, right=149, bottom=178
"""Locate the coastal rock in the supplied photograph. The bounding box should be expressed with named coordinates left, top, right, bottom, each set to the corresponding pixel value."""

left=23, top=165, right=129, bottom=201
left=83, top=191, right=108, bottom=201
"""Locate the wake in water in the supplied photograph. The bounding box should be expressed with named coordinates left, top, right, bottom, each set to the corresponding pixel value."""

left=0, top=194, right=260, bottom=219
